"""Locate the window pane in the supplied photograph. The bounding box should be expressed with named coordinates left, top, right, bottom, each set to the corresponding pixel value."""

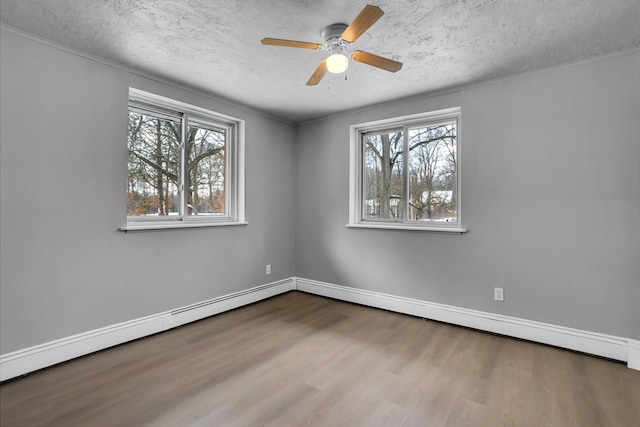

left=407, top=122, right=457, bottom=223
left=127, top=108, right=181, bottom=217
left=186, top=122, right=226, bottom=216
left=362, top=130, right=404, bottom=221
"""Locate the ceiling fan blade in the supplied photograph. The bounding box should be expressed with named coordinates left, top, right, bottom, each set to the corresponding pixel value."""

left=306, top=60, right=328, bottom=86
left=341, top=5, right=384, bottom=43
left=351, top=51, right=403, bottom=73
left=261, top=38, right=322, bottom=50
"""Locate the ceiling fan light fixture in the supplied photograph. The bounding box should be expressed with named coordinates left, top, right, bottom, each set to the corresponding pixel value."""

left=326, top=53, right=349, bottom=74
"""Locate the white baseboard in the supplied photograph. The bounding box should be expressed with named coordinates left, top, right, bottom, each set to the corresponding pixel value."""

left=295, top=277, right=638, bottom=370
left=0, top=279, right=295, bottom=382
left=2, top=276, right=637, bottom=381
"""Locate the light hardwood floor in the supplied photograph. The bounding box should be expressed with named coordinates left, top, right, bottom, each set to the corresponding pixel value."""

left=1, top=291, right=639, bottom=426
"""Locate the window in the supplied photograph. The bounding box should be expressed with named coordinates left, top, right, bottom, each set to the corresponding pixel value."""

left=348, top=107, right=465, bottom=232
left=123, top=88, right=245, bottom=230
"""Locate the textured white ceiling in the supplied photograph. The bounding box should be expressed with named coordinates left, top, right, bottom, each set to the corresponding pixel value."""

left=2, top=0, right=639, bottom=122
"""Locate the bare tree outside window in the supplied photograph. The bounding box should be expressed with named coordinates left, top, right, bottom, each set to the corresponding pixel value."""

left=127, top=109, right=180, bottom=216
left=351, top=108, right=461, bottom=231
left=408, top=123, right=457, bottom=222
left=124, top=88, right=244, bottom=230
left=186, top=123, right=226, bottom=216
left=363, top=130, right=404, bottom=221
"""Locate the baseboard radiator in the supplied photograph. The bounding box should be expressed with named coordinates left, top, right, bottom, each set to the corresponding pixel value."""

left=295, top=278, right=640, bottom=372
left=0, top=279, right=295, bottom=382
left=1, top=276, right=638, bottom=382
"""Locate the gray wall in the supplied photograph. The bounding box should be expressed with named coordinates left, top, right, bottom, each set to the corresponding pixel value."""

left=2, top=26, right=638, bottom=356
left=295, top=49, right=640, bottom=340
left=0, top=28, right=296, bottom=353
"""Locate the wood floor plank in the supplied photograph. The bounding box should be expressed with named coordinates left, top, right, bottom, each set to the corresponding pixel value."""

left=588, top=355, right=640, bottom=426
left=2, top=291, right=639, bottom=427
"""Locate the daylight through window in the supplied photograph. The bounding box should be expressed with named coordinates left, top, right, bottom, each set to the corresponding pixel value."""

left=125, top=89, right=244, bottom=230
left=349, top=107, right=464, bottom=232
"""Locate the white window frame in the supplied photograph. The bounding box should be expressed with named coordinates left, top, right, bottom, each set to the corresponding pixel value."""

left=348, top=107, right=466, bottom=233
left=121, top=88, right=246, bottom=231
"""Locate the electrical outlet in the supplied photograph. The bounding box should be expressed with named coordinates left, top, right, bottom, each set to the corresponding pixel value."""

left=494, top=287, right=504, bottom=301
left=266, top=264, right=271, bottom=275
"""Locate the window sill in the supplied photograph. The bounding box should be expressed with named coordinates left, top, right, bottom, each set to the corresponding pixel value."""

left=120, top=221, right=248, bottom=232
left=346, top=223, right=467, bottom=233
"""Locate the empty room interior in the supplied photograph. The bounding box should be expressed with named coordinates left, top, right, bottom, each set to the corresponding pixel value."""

left=1, top=0, right=639, bottom=425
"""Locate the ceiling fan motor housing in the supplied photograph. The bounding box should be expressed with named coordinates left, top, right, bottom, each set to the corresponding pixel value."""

left=322, top=23, right=349, bottom=54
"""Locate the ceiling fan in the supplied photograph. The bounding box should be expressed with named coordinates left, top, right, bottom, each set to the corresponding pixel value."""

left=261, top=5, right=403, bottom=86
